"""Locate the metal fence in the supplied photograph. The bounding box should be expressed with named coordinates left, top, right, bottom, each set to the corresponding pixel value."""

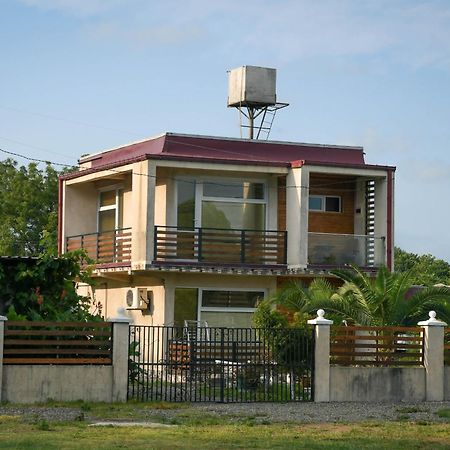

left=128, top=326, right=314, bottom=402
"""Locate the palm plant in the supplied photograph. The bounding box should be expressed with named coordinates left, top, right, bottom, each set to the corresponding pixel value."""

left=331, top=265, right=450, bottom=326
left=261, top=265, right=450, bottom=327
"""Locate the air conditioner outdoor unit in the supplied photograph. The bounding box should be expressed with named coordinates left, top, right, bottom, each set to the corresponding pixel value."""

left=126, top=287, right=149, bottom=310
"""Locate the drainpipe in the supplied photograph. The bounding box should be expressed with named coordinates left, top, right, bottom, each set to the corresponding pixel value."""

left=57, top=177, right=63, bottom=255
left=386, top=170, right=394, bottom=271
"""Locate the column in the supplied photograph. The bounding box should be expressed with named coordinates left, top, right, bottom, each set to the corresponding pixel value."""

left=111, top=308, right=132, bottom=402
left=418, top=311, right=447, bottom=401
left=308, top=309, right=333, bottom=402
left=286, top=166, right=309, bottom=268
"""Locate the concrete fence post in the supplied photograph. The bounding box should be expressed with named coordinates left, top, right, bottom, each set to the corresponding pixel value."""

left=0, top=316, right=7, bottom=403
left=111, top=308, right=131, bottom=402
left=308, top=309, right=333, bottom=402
left=418, top=311, right=447, bottom=402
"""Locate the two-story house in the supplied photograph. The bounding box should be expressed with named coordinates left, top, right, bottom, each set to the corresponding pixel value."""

left=60, top=132, right=395, bottom=327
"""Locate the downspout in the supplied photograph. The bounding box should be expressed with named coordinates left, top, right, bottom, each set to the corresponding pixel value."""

left=386, top=170, right=394, bottom=271
left=57, top=177, right=63, bottom=255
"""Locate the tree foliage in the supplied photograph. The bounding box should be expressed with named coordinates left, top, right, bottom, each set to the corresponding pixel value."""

left=261, top=265, right=450, bottom=327
left=0, top=159, right=60, bottom=256
left=331, top=265, right=450, bottom=326
left=394, top=247, right=450, bottom=286
left=0, top=251, right=101, bottom=321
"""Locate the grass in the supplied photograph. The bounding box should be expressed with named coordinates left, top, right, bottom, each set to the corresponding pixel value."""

left=0, top=403, right=448, bottom=449
left=436, top=408, right=450, bottom=419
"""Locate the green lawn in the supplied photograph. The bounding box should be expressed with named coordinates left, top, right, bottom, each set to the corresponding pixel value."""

left=0, top=403, right=448, bottom=449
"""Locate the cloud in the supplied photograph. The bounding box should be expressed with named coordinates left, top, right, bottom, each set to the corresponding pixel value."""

left=17, top=0, right=450, bottom=69
left=405, top=160, right=450, bottom=183
left=86, top=22, right=204, bottom=47
left=18, top=0, right=127, bottom=17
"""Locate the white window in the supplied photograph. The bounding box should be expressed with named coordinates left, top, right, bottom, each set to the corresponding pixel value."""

left=174, top=288, right=265, bottom=329
left=98, top=188, right=123, bottom=232
left=309, top=195, right=341, bottom=213
left=176, top=178, right=267, bottom=230
left=199, top=289, right=265, bottom=328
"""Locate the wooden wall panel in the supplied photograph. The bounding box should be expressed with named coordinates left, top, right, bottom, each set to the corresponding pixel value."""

left=308, top=174, right=356, bottom=234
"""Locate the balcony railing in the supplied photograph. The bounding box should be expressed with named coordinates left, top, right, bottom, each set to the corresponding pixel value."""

left=66, top=227, right=132, bottom=265
left=308, top=232, right=385, bottom=267
left=154, top=226, right=287, bottom=265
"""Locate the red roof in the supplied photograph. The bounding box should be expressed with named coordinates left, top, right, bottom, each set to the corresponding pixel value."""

left=81, top=133, right=367, bottom=169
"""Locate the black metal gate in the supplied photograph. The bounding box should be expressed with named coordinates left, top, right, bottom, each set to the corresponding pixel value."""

left=128, top=326, right=314, bottom=402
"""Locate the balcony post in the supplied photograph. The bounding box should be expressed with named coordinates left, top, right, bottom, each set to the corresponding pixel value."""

left=198, top=227, right=203, bottom=262
left=241, top=230, right=246, bottom=263
left=153, top=225, right=158, bottom=261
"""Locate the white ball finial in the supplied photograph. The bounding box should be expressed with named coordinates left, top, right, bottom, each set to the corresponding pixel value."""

left=307, top=308, right=333, bottom=325
left=417, top=310, right=447, bottom=327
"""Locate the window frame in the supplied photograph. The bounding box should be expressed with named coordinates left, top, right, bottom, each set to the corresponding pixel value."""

left=97, top=185, right=123, bottom=232
left=175, top=177, right=268, bottom=230
left=309, top=195, right=342, bottom=213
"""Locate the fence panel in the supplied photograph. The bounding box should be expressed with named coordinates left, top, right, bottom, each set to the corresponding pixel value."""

left=330, top=326, right=423, bottom=366
left=4, top=321, right=112, bottom=365
left=128, top=326, right=314, bottom=402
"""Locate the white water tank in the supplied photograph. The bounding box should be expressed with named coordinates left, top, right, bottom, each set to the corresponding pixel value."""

left=228, top=66, right=276, bottom=107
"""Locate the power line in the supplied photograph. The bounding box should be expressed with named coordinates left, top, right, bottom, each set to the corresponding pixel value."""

left=0, top=135, right=77, bottom=162
left=0, top=147, right=70, bottom=167
left=0, top=105, right=142, bottom=137
left=0, top=146, right=382, bottom=191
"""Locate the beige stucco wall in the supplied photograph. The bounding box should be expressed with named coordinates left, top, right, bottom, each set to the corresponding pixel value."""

left=63, top=182, right=98, bottom=241
left=63, top=173, right=133, bottom=245
left=2, top=365, right=113, bottom=403
left=329, top=366, right=426, bottom=402
left=89, top=272, right=278, bottom=327
left=445, top=366, right=450, bottom=401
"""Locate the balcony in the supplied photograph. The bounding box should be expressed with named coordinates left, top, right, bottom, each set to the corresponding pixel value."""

left=66, top=228, right=132, bottom=265
left=154, top=226, right=287, bottom=266
left=308, top=232, right=385, bottom=268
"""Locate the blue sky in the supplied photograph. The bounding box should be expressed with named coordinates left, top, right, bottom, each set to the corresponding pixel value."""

left=1, top=0, right=450, bottom=261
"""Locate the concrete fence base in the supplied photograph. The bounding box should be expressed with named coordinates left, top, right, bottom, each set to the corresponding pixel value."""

left=0, top=314, right=131, bottom=404
left=309, top=310, right=448, bottom=403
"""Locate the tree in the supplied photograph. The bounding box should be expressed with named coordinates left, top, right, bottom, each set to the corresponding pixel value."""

left=394, top=247, right=450, bottom=286
left=260, top=266, right=450, bottom=327
left=0, top=250, right=101, bottom=321
left=0, top=159, right=61, bottom=256
left=331, top=265, right=450, bottom=326
left=256, top=277, right=372, bottom=328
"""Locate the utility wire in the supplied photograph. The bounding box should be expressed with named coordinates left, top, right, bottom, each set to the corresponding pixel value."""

left=0, top=146, right=382, bottom=192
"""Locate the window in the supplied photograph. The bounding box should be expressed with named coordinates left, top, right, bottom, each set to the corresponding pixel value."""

left=200, top=289, right=265, bottom=328
left=174, top=288, right=265, bottom=328
left=98, top=188, right=123, bottom=232
left=176, top=179, right=267, bottom=231
left=202, top=180, right=266, bottom=230
left=309, top=195, right=341, bottom=213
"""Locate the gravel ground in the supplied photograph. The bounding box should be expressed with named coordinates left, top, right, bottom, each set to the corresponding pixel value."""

left=0, top=401, right=449, bottom=424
